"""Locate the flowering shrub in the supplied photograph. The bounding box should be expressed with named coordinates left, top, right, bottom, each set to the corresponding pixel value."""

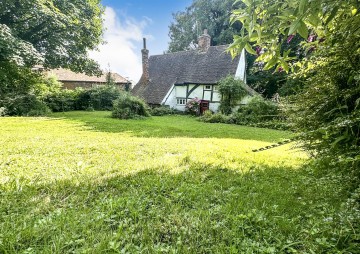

left=185, top=97, right=201, bottom=115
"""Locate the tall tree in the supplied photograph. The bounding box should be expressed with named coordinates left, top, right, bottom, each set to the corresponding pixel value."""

left=0, top=0, right=104, bottom=74
left=168, top=0, right=243, bottom=52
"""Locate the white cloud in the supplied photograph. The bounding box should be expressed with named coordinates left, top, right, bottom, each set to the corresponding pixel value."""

left=89, top=7, right=151, bottom=84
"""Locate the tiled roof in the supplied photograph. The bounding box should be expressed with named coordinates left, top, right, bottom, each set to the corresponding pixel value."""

left=132, top=45, right=243, bottom=104
left=48, top=68, right=130, bottom=84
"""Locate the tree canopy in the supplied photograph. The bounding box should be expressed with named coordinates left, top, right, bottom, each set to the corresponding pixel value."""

left=168, top=0, right=243, bottom=52
left=0, top=0, right=104, bottom=74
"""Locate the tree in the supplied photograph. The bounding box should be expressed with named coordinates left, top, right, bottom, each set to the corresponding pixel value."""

left=230, top=0, right=360, bottom=169
left=168, top=0, right=244, bottom=52
left=0, top=0, right=104, bottom=74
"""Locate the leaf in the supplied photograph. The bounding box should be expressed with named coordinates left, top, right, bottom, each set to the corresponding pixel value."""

left=245, top=43, right=257, bottom=55
left=297, top=20, right=308, bottom=39
left=325, top=7, right=339, bottom=26
left=352, top=8, right=358, bottom=16
left=288, top=19, right=301, bottom=35
left=331, top=135, right=347, bottom=148
left=307, top=13, right=321, bottom=27
left=242, top=0, right=252, bottom=7
left=299, top=0, right=307, bottom=15
left=264, top=56, right=278, bottom=70
left=279, top=59, right=290, bottom=72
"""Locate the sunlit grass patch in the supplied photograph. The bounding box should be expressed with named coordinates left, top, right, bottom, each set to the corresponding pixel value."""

left=0, top=113, right=353, bottom=253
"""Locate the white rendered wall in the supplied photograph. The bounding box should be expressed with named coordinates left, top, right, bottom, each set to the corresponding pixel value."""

left=235, top=48, right=246, bottom=82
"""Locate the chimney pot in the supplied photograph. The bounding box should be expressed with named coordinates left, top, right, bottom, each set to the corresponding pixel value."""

left=143, top=38, right=147, bottom=49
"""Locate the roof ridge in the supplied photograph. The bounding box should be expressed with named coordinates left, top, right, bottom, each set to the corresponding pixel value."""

left=150, top=44, right=230, bottom=58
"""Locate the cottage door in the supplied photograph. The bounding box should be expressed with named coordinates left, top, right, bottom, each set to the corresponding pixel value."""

left=200, top=100, right=210, bottom=114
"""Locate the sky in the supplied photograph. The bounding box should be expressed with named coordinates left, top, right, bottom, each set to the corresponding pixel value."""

left=89, top=0, right=193, bottom=84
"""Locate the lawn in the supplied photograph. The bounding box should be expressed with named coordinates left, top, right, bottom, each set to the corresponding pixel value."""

left=0, top=112, right=355, bottom=253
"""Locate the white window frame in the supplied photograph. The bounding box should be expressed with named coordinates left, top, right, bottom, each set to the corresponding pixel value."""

left=177, top=98, right=186, bottom=105
left=204, top=85, right=212, bottom=90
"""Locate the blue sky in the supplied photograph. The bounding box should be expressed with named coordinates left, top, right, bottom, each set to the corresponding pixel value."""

left=89, top=0, right=193, bottom=83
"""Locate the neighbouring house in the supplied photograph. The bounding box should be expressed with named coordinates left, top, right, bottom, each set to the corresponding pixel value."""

left=132, top=29, right=255, bottom=112
left=48, top=68, right=131, bottom=91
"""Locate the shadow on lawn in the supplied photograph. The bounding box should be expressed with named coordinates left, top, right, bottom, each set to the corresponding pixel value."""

left=49, top=111, right=292, bottom=142
left=1, top=164, right=352, bottom=253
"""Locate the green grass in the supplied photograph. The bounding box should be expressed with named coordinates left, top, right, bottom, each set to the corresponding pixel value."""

left=48, top=111, right=292, bottom=141
left=0, top=112, right=356, bottom=253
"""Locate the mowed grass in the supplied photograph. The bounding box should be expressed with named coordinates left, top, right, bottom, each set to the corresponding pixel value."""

left=0, top=112, right=352, bottom=253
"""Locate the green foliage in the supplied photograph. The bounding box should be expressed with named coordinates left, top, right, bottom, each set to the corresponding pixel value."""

left=0, top=0, right=104, bottom=74
left=199, top=97, right=288, bottom=130
left=44, top=89, right=79, bottom=112
left=168, top=0, right=244, bottom=52
left=0, top=94, right=50, bottom=116
left=0, top=113, right=358, bottom=252
left=44, top=86, right=122, bottom=112
left=149, top=106, right=182, bottom=116
left=230, top=0, right=360, bottom=171
left=199, top=110, right=231, bottom=123
left=112, top=94, right=150, bottom=119
left=33, top=74, right=63, bottom=98
left=76, top=86, right=122, bottom=111
left=218, top=75, right=248, bottom=115
left=0, top=62, right=42, bottom=96
left=237, top=96, right=280, bottom=122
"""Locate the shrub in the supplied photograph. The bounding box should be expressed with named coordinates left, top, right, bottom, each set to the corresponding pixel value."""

left=150, top=106, right=182, bottom=116
left=199, top=110, right=230, bottom=123
left=218, top=75, right=248, bottom=115
left=0, top=94, right=50, bottom=116
left=75, top=86, right=121, bottom=111
left=44, top=89, right=79, bottom=112
left=198, top=98, right=288, bottom=130
left=44, top=86, right=122, bottom=112
left=185, top=97, right=201, bottom=115
left=112, top=94, right=150, bottom=119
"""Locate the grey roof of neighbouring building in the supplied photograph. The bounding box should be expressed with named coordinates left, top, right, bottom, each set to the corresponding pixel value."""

left=132, top=45, right=242, bottom=104
left=48, top=68, right=130, bottom=84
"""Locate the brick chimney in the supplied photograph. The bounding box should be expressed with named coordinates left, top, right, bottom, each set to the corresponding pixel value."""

left=141, top=38, right=149, bottom=81
left=198, top=29, right=211, bottom=52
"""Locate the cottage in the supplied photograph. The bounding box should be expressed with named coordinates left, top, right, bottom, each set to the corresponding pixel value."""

left=132, top=30, right=255, bottom=112
left=48, top=68, right=131, bottom=91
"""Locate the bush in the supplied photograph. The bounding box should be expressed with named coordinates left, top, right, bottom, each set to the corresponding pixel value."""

left=199, top=110, right=230, bottom=123
left=44, top=89, right=79, bottom=112
left=185, top=97, right=201, bottom=115
left=44, top=86, right=122, bottom=112
left=0, top=94, right=50, bottom=116
left=199, top=98, right=289, bottom=130
left=150, top=106, right=182, bottom=116
left=112, top=94, right=150, bottom=119
left=218, top=75, right=248, bottom=115
left=237, top=96, right=279, bottom=122
left=75, top=86, right=121, bottom=111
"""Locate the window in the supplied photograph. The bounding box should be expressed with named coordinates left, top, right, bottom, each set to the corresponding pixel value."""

left=177, top=98, right=186, bottom=105
left=213, top=85, right=218, bottom=91
left=204, top=85, right=212, bottom=90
